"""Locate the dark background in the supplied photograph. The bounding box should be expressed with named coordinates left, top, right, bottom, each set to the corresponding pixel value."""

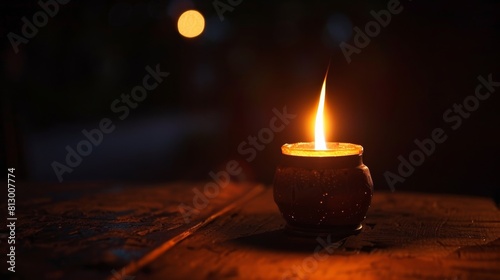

left=1, top=0, right=499, bottom=198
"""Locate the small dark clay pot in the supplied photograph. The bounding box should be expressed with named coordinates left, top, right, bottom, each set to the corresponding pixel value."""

left=273, top=148, right=373, bottom=237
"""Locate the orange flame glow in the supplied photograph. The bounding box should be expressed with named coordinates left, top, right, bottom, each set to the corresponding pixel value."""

left=314, top=74, right=328, bottom=150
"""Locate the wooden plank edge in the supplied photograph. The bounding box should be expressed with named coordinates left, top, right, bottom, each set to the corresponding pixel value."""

left=109, top=184, right=267, bottom=279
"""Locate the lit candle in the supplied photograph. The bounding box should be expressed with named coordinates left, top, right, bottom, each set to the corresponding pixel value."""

left=273, top=72, right=373, bottom=237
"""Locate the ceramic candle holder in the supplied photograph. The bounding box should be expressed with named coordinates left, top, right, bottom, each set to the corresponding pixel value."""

left=273, top=142, right=373, bottom=237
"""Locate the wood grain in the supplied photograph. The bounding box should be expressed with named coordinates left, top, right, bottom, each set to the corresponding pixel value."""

left=4, top=181, right=259, bottom=279
left=141, top=190, right=500, bottom=280
left=3, top=182, right=499, bottom=280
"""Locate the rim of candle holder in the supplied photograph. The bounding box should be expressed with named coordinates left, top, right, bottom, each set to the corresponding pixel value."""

left=281, top=142, right=363, bottom=157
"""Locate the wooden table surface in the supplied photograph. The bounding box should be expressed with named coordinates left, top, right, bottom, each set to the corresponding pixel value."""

left=3, top=182, right=499, bottom=280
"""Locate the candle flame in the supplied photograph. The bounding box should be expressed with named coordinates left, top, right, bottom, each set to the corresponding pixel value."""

left=315, top=74, right=328, bottom=150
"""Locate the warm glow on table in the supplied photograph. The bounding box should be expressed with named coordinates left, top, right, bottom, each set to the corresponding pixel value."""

left=282, top=142, right=363, bottom=157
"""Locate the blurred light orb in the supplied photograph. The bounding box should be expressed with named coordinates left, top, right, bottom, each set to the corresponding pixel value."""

left=177, top=10, right=205, bottom=38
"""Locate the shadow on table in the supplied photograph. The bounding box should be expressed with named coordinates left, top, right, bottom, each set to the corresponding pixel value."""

left=229, top=229, right=348, bottom=253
